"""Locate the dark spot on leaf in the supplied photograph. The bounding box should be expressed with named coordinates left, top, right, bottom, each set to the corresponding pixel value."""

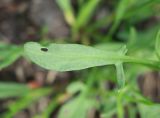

left=41, top=48, right=48, bottom=52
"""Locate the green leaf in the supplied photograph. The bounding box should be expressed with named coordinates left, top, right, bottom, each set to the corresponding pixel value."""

left=95, top=42, right=125, bottom=52
left=24, top=42, right=125, bottom=71
left=56, top=0, right=75, bottom=26
left=155, top=30, right=160, bottom=59
left=124, top=0, right=160, bottom=22
left=3, top=88, right=51, bottom=118
left=67, top=82, right=86, bottom=94
left=128, top=27, right=137, bottom=46
left=75, top=0, right=100, bottom=29
left=109, top=0, right=129, bottom=35
left=0, top=82, right=30, bottom=98
left=115, top=0, right=129, bottom=22
left=34, top=96, right=58, bottom=118
left=115, top=46, right=127, bottom=89
left=138, top=103, right=160, bottom=118
left=0, top=43, right=23, bottom=70
left=116, top=63, right=125, bottom=89
left=58, top=96, right=96, bottom=118
left=24, top=42, right=160, bottom=71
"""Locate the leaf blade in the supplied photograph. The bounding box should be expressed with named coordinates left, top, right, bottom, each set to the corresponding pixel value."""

left=0, top=82, right=30, bottom=98
left=56, top=0, right=75, bottom=26
left=0, top=43, right=23, bottom=70
left=155, top=30, right=160, bottom=59
left=24, top=42, right=121, bottom=71
left=75, top=0, right=100, bottom=29
left=24, top=42, right=160, bottom=71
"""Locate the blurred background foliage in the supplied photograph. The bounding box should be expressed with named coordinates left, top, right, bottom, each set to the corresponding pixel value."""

left=0, top=0, right=160, bottom=118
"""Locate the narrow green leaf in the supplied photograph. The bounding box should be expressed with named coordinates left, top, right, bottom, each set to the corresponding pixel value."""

left=67, top=82, right=86, bottom=94
left=3, top=88, right=51, bottom=118
left=34, top=96, right=58, bottom=118
left=78, top=0, right=85, bottom=7
left=58, top=96, right=96, bottom=118
left=24, top=42, right=124, bottom=71
left=116, top=63, right=125, bottom=89
left=56, top=0, right=75, bottom=26
left=129, top=27, right=137, bottom=46
left=138, top=103, right=160, bottom=118
left=109, top=0, right=129, bottom=35
left=95, top=42, right=125, bottom=52
left=155, top=30, right=160, bottom=59
left=0, top=43, right=23, bottom=70
left=0, top=82, right=30, bottom=98
left=115, top=46, right=127, bottom=89
left=124, top=0, right=160, bottom=22
left=75, top=0, right=100, bottom=29
left=24, top=42, right=160, bottom=72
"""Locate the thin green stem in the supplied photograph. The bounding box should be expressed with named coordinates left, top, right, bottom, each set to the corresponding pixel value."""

left=117, top=92, right=124, bottom=118
left=106, top=55, right=160, bottom=70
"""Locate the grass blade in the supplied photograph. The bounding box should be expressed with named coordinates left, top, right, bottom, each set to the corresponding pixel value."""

left=0, top=82, right=30, bottom=98
left=0, top=43, right=23, bottom=70
left=155, top=30, right=160, bottom=59
left=109, top=0, right=129, bottom=35
left=56, top=0, right=75, bottom=26
left=74, top=0, right=100, bottom=30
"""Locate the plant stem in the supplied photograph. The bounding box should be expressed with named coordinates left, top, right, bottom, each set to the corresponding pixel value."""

left=117, top=92, right=124, bottom=118
left=106, top=55, right=160, bottom=70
